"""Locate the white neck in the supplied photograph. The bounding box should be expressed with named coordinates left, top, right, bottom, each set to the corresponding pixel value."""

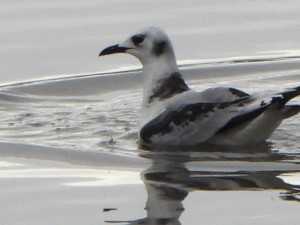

left=141, top=53, right=179, bottom=108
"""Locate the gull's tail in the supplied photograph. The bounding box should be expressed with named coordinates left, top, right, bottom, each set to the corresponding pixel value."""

left=273, top=86, right=300, bottom=107
left=283, top=105, right=300, bottom=118
left=274, top=86, right=300, bottom=118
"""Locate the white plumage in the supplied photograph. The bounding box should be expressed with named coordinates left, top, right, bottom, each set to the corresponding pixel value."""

left=100, top=27, right=300, bottom=146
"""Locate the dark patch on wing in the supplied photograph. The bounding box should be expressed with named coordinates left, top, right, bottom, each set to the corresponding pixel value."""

left=260, top=101, right=266, bottom=107
left=216, top=97, right=251, bottom=109
left=148, top=72, right=190, bottom=104
left=229, top=88, right=250, bottom=98
left=152, top=40, right=167, bottom=56
left=215, top=105, right=268, bottom=135
left=216, top=87, right=300, bottom=135
left=141, top=86, right=300, bottom=144
left=141, top=96, right=253, bottom=143
left=140, top=102, right=224, bottom=143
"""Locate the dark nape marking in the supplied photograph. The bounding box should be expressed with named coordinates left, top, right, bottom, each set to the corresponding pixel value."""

left=215, top=105, right=268, bottom=135
left=131, top=34, right=145, bottom=46
left=152, top=40, right=167, bottom=56
left=148, top=72, right=189, bottom=104
left=140, top=102, right=217, bottom=143
left=229, top=88, right=250, bottom=98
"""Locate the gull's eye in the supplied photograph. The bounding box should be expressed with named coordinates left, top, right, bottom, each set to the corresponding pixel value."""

left=131, top=34, right=145, bottom=46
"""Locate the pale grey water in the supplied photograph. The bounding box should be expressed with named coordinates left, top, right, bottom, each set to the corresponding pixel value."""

left=0, top=57, right=299, bottom=154
left=0, top=57, right=300, bottom=224
left=1, top=0, right=300, bottom=224
left=1, top=0, right=300, bottom=83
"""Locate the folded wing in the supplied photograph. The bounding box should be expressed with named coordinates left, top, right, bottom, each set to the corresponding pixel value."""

left=140, top=86, right=300, bottom=146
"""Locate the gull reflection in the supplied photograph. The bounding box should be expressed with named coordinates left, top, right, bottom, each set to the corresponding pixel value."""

left=106, top=144, right=300, bottom=224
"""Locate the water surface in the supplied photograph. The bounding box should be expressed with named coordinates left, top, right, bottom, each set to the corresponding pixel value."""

left=1, top=1, right=300, bottom=223
left=0, top=57, right=299, bottom=224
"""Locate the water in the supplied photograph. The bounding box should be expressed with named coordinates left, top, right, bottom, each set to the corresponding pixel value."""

left=0, top=56, right=299, bottom=224
left=0, top=56, right=299, bottom=153
left=2, top=0, right=300, bottom=84
left=1, top=0, right=300, bottom=224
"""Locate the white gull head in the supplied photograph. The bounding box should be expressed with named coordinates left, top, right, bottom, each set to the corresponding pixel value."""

left=100, top=27, right=176, bottom=67
left=99, top=27, right=189, bottom=110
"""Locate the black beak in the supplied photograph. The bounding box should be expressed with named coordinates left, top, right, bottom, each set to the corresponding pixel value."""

left=99, top=44, right=130, bottom=57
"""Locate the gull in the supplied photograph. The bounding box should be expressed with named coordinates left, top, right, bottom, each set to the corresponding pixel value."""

left=99, top=27, right=300, bottom=146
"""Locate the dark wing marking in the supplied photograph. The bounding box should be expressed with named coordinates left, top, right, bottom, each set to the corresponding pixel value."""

left=140, top=102, right=215, bottom=143
left=215, top=105, right=268, bottom=134
left=229, top=88, right=250, bottom=98
left=197, top=87, right=251, bottom=104
left=141, top=86, right=300, bottom=144
left=140, top=97, right=250, bottom=143
left=276, top=86, right=300, bottom=107
left=216, top=86, right=300, bottom=134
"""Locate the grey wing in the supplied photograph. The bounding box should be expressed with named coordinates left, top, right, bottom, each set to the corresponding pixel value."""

left=139, top=86, right=300, bottom=145
left=139, top=97, right=258, bottom=145
left=198, top=87, right=250, bottom=102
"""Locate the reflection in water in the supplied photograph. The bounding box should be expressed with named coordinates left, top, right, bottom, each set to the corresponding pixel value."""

left=106, top=144, right=300, bottom=224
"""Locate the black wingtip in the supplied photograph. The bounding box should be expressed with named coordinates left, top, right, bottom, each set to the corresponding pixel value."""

left=274, top=86, right=300, bottom=108
left=283, top=105, right=300, bottom=118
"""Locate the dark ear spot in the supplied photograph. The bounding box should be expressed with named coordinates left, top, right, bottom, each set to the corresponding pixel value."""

left=152, top=40, right=167, bottom=57
left=131, top=34, right=145, bottom=46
